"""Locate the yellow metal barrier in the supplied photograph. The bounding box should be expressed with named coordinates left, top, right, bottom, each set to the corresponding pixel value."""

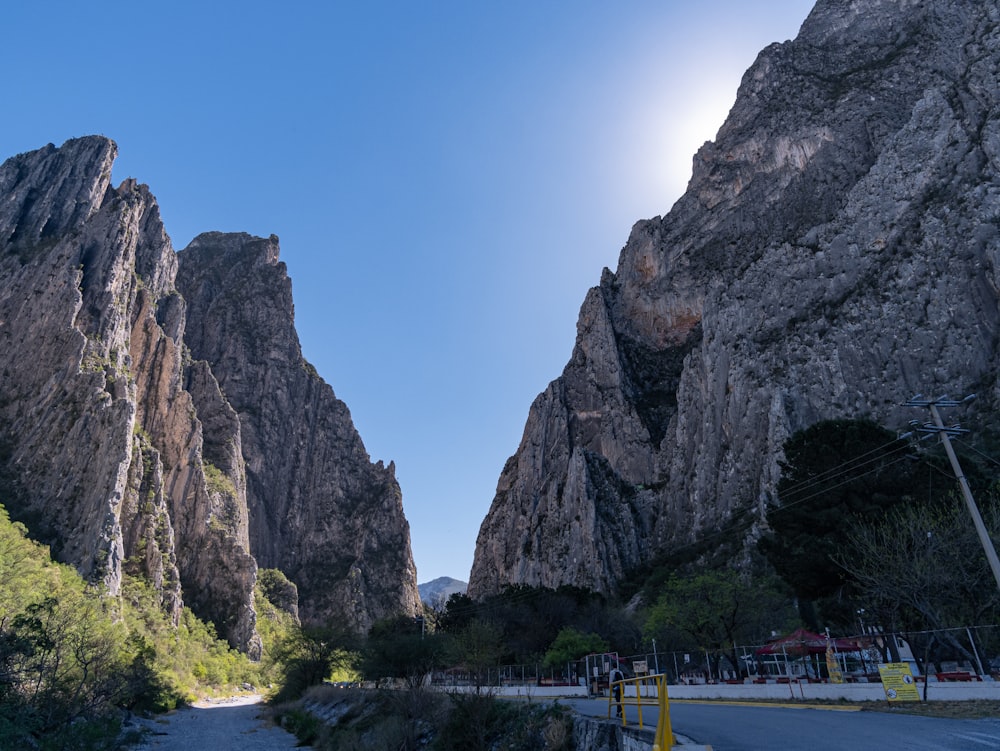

left=607, top=674, right=674, bottom=751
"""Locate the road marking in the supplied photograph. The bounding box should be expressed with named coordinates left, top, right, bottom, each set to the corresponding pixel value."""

left=952, top=732, right=1000, bottom=747
left=670, top=699, right=863, bottom=712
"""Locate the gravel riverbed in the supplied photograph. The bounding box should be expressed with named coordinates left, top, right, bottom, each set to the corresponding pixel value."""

left=132, top=695, right=308, bottom=750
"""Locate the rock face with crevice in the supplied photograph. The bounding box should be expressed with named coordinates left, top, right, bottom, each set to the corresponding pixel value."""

left=0, top=137, right=419, bottom=649
left=469, top=0, right=1000, bottom=597
left=176, top=232, right=421, bottom=629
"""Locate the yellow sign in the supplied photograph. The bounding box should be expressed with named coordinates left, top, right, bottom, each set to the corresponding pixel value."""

left=825, top=645, right=844, bottom=684
left=878, top=662, right=921, bottom=702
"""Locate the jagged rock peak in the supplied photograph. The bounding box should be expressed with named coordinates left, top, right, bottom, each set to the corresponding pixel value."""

left=0, top=135, right=259, bottom=653
left=176, top=231, right=421, bottom=632
left=0, top=136, right=421, bottom=650
left=186, top=230, right=281, bottom=266
left=0, top=136, right=116, bottom=251
left=469, top=0, right=1000, bottom=598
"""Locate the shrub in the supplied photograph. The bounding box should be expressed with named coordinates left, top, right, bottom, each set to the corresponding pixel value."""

left=0, top=502, right=263, bottom=747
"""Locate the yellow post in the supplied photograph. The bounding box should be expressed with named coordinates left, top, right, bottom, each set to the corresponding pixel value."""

left=635, top=677, right=646, bottom=729
left=653, top=674, right=674, bottom=751
left=609, top=674, right=675, bottom=748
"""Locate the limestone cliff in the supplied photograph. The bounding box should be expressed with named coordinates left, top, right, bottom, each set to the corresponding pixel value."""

left=176, top=232, right=421, bottom=630
left=0, top=137, right=419, bottom=647
left=469, top=0, right=1000, bottom=597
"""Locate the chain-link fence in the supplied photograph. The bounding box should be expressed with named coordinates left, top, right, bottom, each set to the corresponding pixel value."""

left=618, top=625, right=1000, bottom=684
left=430, top=663, right=578, bottom=689
left=429, top=624, right=1000, bottom=689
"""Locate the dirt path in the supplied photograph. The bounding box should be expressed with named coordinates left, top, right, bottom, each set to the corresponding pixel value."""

left=133, top=695, right=309, bottom=750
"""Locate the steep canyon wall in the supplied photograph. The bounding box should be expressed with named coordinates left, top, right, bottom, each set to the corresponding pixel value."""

left=469, top=0, right=1000, bottom=597
left=0, top=138, right=419, bottom=647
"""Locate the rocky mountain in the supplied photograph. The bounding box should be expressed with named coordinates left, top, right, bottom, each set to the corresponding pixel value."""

left=175, top=232, right=421, bottom=628
left=0, top=137, right=420, bottom=650
left=418, top=576, right=468, bottom=609
left=469, top=0, right=1000, bottom=598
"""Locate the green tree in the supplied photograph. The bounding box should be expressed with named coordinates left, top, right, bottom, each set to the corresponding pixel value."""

left=759, top=419, right=928, bottom=628
left=269, top=623, right=358, bottom=702
left=362, top=615, right=446, bottom=689
left=253, top=568, right=301, bottom=689
left=542, top=627, right=608, bottom=672
left=839, top=491, right=1000, bottom=675
left=0, top=505, right=165, bottom=747
left=437, top=592, right=479, bottom=634
left=450, top=619, right=505, bottom=691
left=644, top=569, right=795, bottom=678
left=479, top=584, right=613, bottom=664
left=0, top=573, right=161, bottom=746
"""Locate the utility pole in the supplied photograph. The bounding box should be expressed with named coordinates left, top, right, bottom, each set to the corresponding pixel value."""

left=906, top=394, right=1000, bottom=592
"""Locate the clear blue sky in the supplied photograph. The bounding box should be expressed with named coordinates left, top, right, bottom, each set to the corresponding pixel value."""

left=3, top=1, right=815, bottom=584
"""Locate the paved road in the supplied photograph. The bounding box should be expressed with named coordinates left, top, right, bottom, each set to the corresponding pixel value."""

left=132, top=696, right=306, bottom=750
left=567, top=698, right=1000, bottom=750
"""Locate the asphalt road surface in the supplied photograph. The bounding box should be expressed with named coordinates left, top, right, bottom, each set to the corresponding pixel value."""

left=567, top=698, right=1000, bottom=750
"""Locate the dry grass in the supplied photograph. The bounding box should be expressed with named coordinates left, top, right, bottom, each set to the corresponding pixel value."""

left=862, top=699, right=1000, bottom=719
left=542, top=714, right=569, bottom=750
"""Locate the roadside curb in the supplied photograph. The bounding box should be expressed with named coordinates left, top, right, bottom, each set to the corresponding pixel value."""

left=673, top=733, right=713, bottom=749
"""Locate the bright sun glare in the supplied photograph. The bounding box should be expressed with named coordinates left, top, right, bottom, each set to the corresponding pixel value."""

left=620, top=72, right=740, bottom=218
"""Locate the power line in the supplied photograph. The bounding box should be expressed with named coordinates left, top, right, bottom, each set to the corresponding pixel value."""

left=776, top=433, right=911, bottom=500
left=906, top=394, right=1000, bottom=593
left=955, top=437, right=1000, bottom=470
left=447, top=449, right=923, bottom=617
left=768, top=450, right=917, bottom=515
left=456, top=411, right=993, bottom=613
left=776, top=439, right=915, bottom=507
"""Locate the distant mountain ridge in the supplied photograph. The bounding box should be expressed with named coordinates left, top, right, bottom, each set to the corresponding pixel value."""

left=0, top=138, right=421, bottom=650
left=418, top=576, right=467, bottom=609
left=469, top=0, right=1000, bottom=598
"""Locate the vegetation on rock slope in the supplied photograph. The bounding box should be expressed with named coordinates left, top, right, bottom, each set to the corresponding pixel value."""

left=6, top=415, right=1000, bottom=751
left=0, top=502, right=293, bottom=750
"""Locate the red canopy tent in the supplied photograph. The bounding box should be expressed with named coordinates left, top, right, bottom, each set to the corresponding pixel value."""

left=756, top=628, right=859, bottom=656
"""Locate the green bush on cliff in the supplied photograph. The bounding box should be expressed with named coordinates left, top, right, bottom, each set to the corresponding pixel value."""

left=119, top=575, right=260, bottom=704
left=0, top=504, right=149, bottom=748
left=0, top=502, right=262, bottom=749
